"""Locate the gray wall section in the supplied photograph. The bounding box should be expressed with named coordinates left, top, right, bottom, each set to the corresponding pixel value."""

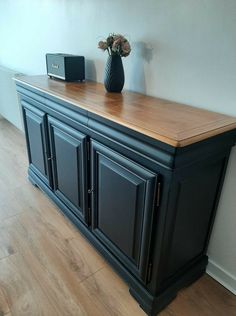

left=0, top=66, right=23, bottom=130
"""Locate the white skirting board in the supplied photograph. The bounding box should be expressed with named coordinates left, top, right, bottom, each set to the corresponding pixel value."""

left=0, top=65, right=24, bottom=130
left=207, top=259, right=236, bottom=295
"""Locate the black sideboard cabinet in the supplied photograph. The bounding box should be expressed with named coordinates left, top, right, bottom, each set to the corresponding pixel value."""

left=15, top=76, right=236, bottom=315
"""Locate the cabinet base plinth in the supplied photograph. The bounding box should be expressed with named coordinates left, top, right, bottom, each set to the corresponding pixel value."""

left=130, top=257, right=207, bottom=315
left=130, top=287, right=176, bottom=316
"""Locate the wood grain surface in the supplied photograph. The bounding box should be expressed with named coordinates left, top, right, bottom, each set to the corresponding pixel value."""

left=0, top=117, right=236, bottom=315
left=14, top=75, right=236, bottom=147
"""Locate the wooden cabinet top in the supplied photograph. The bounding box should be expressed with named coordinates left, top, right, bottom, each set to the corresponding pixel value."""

left=15, top=75, right=236, bottom=147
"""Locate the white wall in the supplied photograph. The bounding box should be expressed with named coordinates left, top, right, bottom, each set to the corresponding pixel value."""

left=0, top=0, right=235, bottom=292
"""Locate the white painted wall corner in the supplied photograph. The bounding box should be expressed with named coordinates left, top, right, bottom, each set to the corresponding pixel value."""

left=207, top=259, right=236, bottom=295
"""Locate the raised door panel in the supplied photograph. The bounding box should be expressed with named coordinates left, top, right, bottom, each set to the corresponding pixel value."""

left=91, top=140, right=158, bottom=282
left=22, top=101, right=51, bottom=186
left=48, top=117, right=88, bottom=223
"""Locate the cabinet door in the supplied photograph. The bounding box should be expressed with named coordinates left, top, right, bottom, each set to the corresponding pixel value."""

left=48, top=117, right=88, bottom=223
left=91, top=140, right=158, bottom=282
left=22, top=101, right=52, bottom=187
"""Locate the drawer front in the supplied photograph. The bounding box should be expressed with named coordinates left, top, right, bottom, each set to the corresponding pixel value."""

left=91, top=140, right=158, bottom=282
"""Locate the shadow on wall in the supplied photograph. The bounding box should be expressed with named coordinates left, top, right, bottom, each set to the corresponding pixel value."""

left=86, top=59, right=100, bottom=82
left=129, top=41, right=154, bottom=94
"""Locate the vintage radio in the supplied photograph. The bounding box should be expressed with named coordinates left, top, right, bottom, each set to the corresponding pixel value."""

left=46, top=53, right=85, bottom=81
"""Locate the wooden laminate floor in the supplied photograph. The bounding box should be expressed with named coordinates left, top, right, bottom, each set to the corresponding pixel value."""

left=0, top=117, right=235, bottom=316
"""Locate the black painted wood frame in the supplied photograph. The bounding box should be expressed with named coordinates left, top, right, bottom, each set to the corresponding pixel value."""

left=16, top=82, right=236, bottom=316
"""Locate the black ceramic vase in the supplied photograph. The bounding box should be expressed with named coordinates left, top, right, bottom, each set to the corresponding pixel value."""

left=104, top=55, right=124, bottom=93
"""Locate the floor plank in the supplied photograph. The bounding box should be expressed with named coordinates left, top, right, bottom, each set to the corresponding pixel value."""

left=161, top=275, right=236, bottom=316
left=0, top=226, right=16, bottom=260
left=0, top=253, right=80, bottom=316
left=0, top=118, right=235, bottom=316
left=5, top=213, right=105, bottom=286
left=0, top=285, right=11, bottom=316
left=78, top=265, right=145, bottom=316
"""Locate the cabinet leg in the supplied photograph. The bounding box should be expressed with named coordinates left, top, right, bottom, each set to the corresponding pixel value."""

left=130, top=263, right=207, bottom=315
left=129, top=286, right=177, bottom=316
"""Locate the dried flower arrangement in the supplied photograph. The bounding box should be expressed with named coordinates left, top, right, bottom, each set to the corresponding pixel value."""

left=98, top=34, right=131, bottom=57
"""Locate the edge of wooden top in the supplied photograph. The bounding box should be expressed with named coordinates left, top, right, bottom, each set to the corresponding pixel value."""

left=14, top=76, right=236, bottom=148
